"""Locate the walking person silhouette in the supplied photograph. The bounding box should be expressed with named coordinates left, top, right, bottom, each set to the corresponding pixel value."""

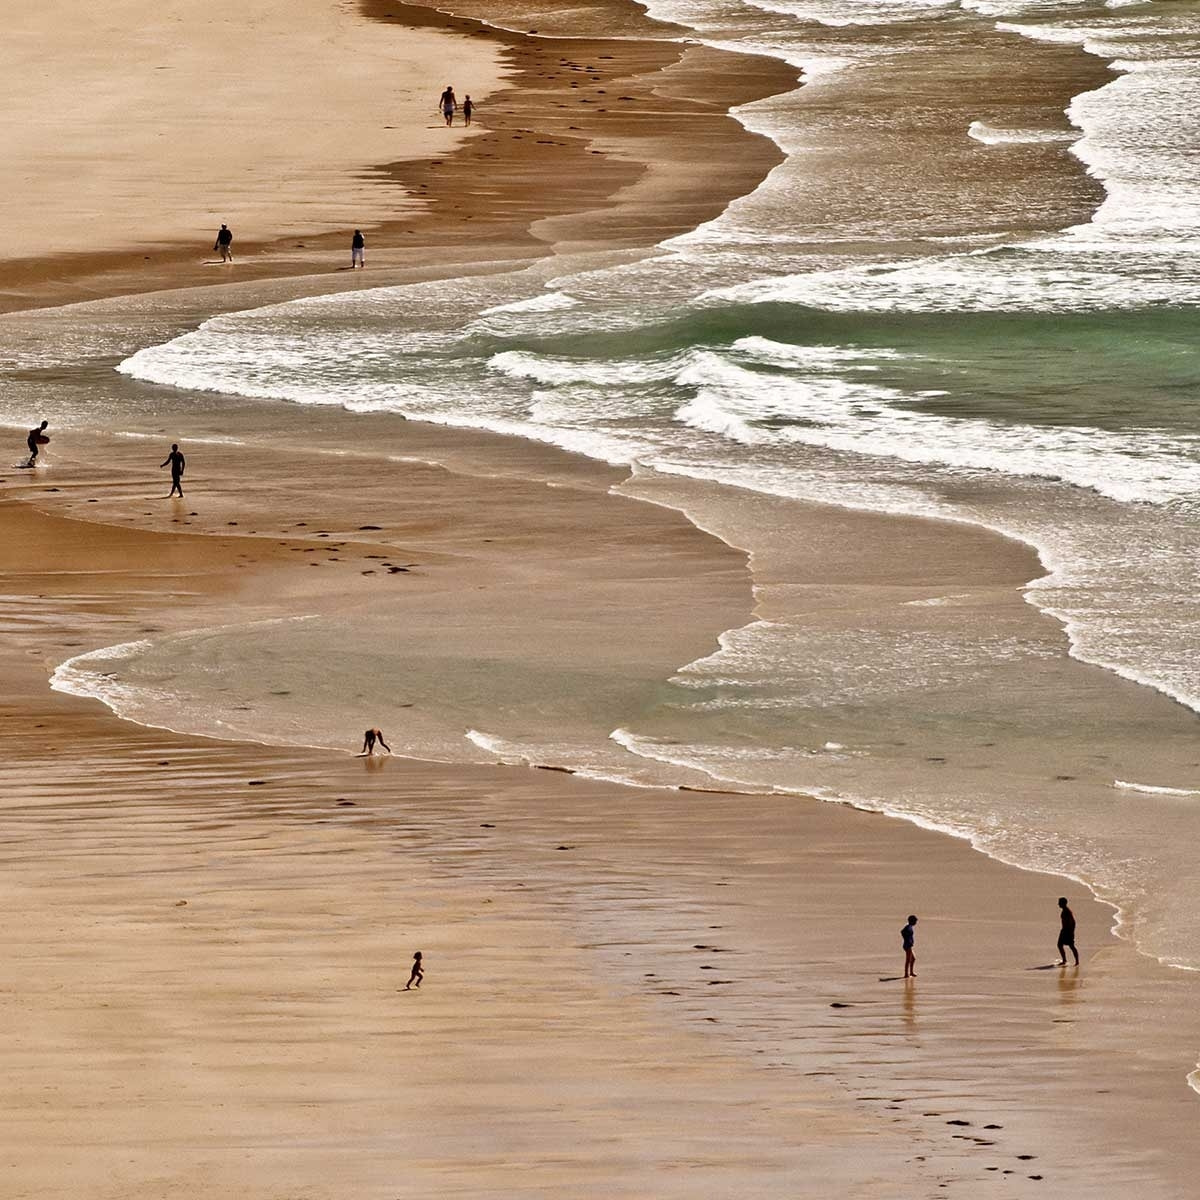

left=1057, top=897, right=1079, bottom=965
left=160, top=443, right=185, bottom=497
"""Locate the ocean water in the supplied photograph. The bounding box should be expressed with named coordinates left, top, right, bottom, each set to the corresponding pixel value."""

left=11, top=0, right=1200, bottom=982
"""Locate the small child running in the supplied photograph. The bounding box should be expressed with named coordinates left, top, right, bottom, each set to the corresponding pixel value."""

left=405, top=951, right=424, bottom=990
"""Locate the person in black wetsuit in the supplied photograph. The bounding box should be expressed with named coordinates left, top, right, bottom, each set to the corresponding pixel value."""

left=902, top=914, right=918, bottom=978
left=26, top=420, right=48, bottom=464
left=362, top=727, right=392, bottom=756
left=1057, top=896, right=1079, bottom=965
left=160, top=443, right=185, bottom=497
left=214, top=223, right=234, bottom=262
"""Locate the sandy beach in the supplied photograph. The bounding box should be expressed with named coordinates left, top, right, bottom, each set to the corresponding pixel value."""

left=4, top=0, right=1200, bottom=1195
left=1, top=0, right=792, bottom=312
left=4, top=441, right=1200, bottom=1197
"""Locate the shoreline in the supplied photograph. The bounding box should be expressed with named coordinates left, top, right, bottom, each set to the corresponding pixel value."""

left=5, top=0, right=1200, bottom=1192
left=2, top=414, right=1181, bottom=967
left=5, top=480, right=1199, bottom=1196
left=0, top=0, right=795, bottom=315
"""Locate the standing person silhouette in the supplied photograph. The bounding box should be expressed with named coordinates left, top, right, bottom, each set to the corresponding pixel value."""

left=26, top=419, right=48, bottom=465
left=901, top=915, right=918, bottom=978
left=405, top=951, right=424, bottom=990
left=160, top=443, right=185, bottom=497
left=214, top=223, right=234, bottom=262
left=351, top=229, right=365, bottom=268
left=439, top=85, right=457, bottom=126
left=463, top=95, right=474, bottom=126
left=1057, top=897, right=1079, bottom=965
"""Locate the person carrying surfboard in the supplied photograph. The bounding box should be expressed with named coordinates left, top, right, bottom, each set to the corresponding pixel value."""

left=26, top=420, right=48, bottom=465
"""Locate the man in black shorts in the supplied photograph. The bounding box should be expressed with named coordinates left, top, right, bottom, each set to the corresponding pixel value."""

left=1057, top=897, right=1079, bottom=965
left=214, top=223, right=234, bottom=262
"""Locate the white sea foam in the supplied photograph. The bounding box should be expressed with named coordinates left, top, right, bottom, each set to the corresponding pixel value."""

left=465, top=728, right=531, bottom=763
left=706, top=249, right=1200, bottom=311
left=480, top=292, right=580, bottom=315
left=731, top=336, right=904, bottom=368
left=1114, top=780, right=1200, bottom=797
left=967, top=120, right=1079, bottom=145
left=488, top=349, right=682, bottom=387
left=741, top=0, right=957, bottom=27
left=672, top=354, right=1200, bottom=504
left=50, top=640, right=157, bottom=708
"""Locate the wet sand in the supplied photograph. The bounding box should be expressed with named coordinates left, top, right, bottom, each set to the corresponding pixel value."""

left=4, top=433, right=1200, bottom=1197
left=3, top=0, right=1200, bottom=1193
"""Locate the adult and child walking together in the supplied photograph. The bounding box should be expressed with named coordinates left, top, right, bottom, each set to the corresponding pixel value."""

left=438, top=85, right=473, bottom=126
left=899, top=897, right=1080, bottom=978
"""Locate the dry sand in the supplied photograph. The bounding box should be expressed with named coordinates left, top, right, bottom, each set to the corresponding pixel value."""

left=2, top=0, right=504, bottom=253
left=0, top=0, right=793, bottom=311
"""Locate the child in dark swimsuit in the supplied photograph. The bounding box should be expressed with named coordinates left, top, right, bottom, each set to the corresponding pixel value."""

left=405, top=951, right=424, bottom=990
left=902, top=915, right=918, bottom=978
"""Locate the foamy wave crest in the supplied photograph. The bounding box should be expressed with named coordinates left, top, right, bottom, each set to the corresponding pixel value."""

left=741, top=0, right=957, bottom=27
left=708, top=247, right=1200, bottom=312
left=967, top=120, right=1078, bottom=145
left=1114, top=779, right=1200, bottom=797
left=465, top=728, right=532, bottom=764
left=732, top=336, right=904, bottom=369
left=609, top=727, right=763, bottom=788
left=50, top=640, right=162, bottom=716
left=488, top=349, right=682, bottom=387
left=469, top=728, right=693, bottom=788
left=479, top=292, right=581, bottom=316
left=671, top=355, right=1200, bottom=504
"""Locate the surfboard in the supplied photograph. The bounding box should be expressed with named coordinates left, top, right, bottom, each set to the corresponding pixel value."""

left=34, top=434, right=50, bottom=445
